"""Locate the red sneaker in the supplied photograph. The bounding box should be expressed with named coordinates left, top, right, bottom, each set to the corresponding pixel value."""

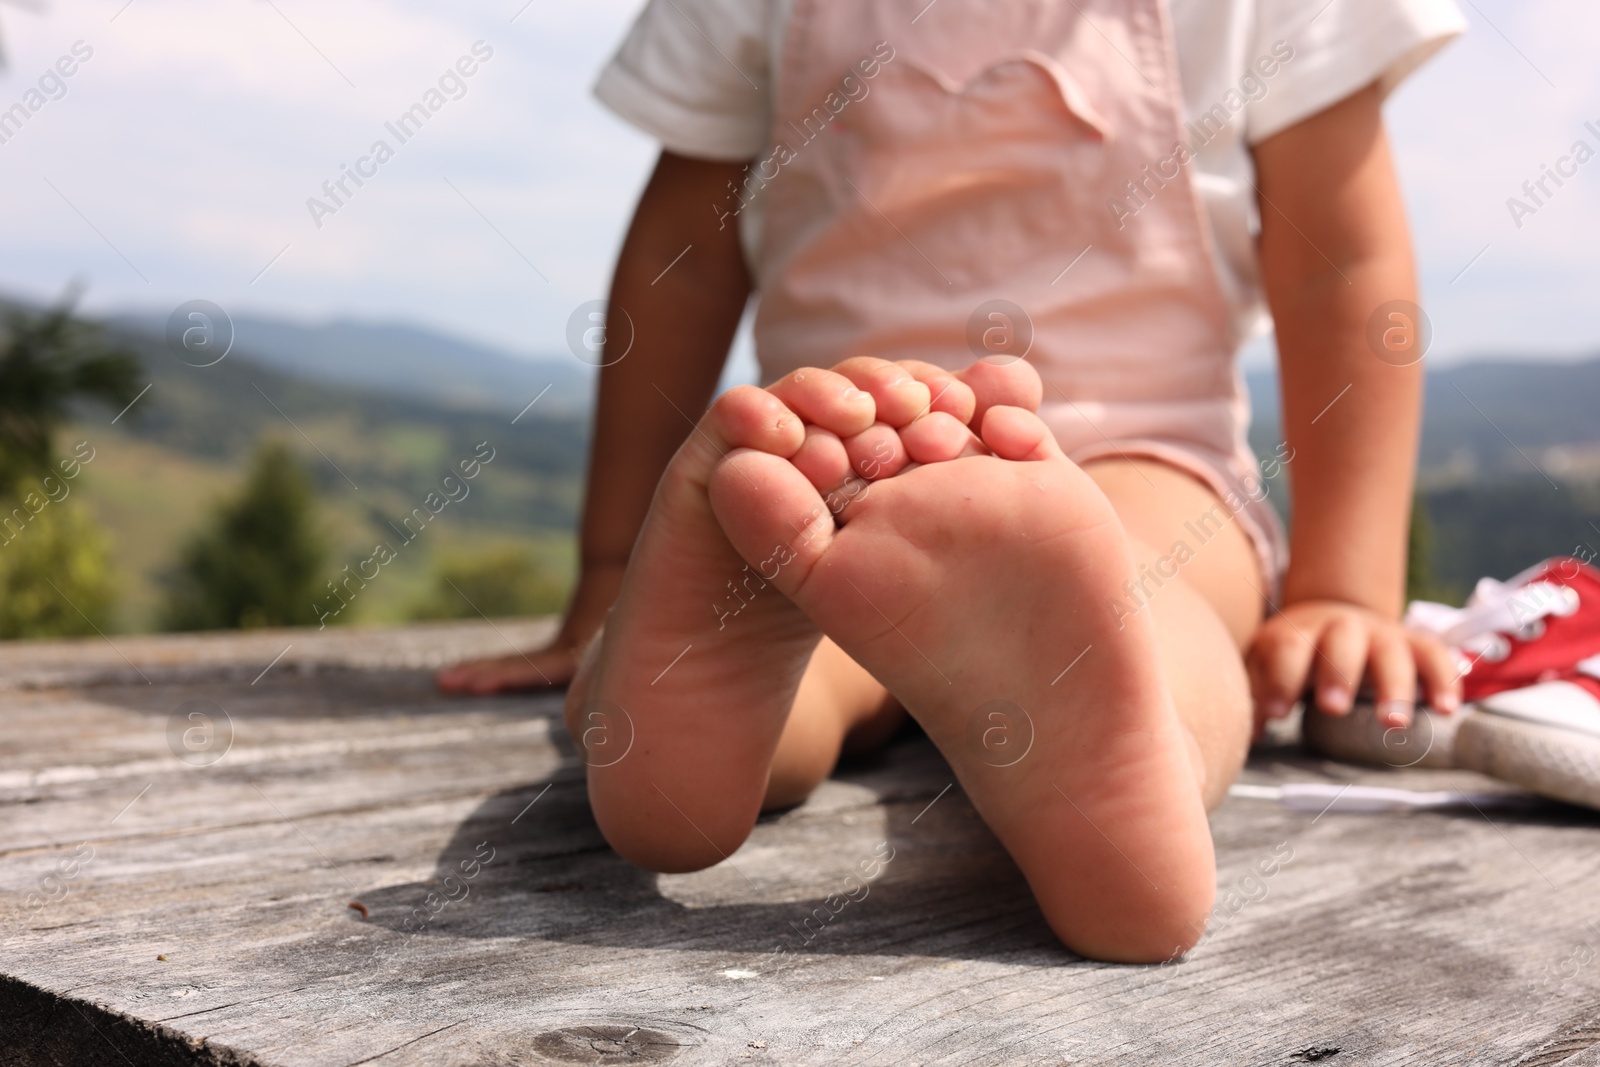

left=1302, top=557, right=1600, bottom=810
left=1409, top=556, right=1600, bottom=703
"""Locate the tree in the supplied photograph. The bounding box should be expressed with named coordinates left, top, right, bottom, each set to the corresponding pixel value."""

left=0, top=292, right=140, bottom=499
left=163, top=442, right=328, bottom=630
left=0, top=502, right=115, bottom=639
left=0, top=293, right=138, bottom=638
left=1406, top=491, right=1458, bottom=605
left=409, top=542, right=567, bottom=621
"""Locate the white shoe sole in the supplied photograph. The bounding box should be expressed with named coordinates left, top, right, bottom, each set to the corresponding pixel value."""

left=1455, top=710, right=1600, bottom=811
left=1299, top=701, right=1461, bottom=771
left=1301, top=700, right=1600, bottom=812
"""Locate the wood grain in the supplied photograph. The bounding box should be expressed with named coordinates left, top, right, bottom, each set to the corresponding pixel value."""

left=2, top=623, right=1598, bottom=1066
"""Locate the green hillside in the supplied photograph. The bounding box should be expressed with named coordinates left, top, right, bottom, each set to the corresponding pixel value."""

left=68, top=321, right=588, bottom=632
left=30, top=309, right=1600, bottom=632
left=1423, top=480, right=1600, bottom=601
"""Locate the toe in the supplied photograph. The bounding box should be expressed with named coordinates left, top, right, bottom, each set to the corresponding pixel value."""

left=959, top=358, right=1044, bottom=426
left=766, top=368, right=877, bottom=438
left=843, top=422, right=911, bottom=481
left=708, top=448, right=835, bottom=597
left=895, top=360, right=977, bottom=424
left=790, top=425, right=854, bottom=492
left=901, top=411, right=984, bottom=464
left=979, top=405, right=1063, bottom=462
left=832, top=357, right=933, bottom=428
left=706, top=385, right=809, bottom=458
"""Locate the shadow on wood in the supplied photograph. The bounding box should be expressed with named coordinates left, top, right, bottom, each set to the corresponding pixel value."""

left=360, top=726, right=1064, bottom=967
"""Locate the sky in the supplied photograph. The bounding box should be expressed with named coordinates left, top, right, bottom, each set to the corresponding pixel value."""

left=0, top=0, right=1596, bottom=377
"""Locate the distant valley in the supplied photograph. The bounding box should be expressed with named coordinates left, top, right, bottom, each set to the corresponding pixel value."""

left=45, top=305, right=1600, bottom=625
left=107, top=311, right=596, bottom=417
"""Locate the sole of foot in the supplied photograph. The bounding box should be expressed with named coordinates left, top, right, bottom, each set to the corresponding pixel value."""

left=565, top=358, right=976, bottom=872
left=708, top=377, right=1217, bottom=962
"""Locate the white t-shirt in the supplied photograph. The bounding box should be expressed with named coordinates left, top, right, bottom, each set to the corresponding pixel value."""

left=594, top=0, right=1465, bottom=346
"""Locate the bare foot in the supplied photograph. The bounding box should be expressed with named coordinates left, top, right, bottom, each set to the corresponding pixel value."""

left=566, top=359, right=972, bottom=871
left=708, top=383, right=1216, bottom=962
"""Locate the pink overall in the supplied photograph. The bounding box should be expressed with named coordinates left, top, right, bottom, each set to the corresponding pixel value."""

left=752, top=0, right=1287, bottom=589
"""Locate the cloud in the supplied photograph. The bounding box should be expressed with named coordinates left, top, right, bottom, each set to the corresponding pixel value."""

left=0, top=0, right=1593, bottom=368
left=0, top=0, right=651, bottom=352
left=1392, top=0, right=1600, bottom=360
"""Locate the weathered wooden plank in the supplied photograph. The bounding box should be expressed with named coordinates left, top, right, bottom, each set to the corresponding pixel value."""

left=0, top=620, right=556, bottom=692
left=3, top=623, right=1600, bottom=1066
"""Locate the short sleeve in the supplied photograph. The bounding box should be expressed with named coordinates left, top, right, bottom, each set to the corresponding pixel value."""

left=1246, top=0, right=1467, bottom=143
left=592, top=0, right=774, bottom=161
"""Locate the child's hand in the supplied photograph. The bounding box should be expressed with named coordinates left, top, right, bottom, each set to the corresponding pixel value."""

left=434, top=561, right=626, bottom=693
left=1246, top=599, right=1462, bottom=734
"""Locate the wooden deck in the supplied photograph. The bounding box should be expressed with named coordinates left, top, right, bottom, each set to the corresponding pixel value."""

left=3, top=622, right=1599, bottom=1066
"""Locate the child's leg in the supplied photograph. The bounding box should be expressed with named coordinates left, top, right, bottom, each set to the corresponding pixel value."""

left=760, top=458, right=1262, bottom=813
left=762, top=638, right=902, bottom=810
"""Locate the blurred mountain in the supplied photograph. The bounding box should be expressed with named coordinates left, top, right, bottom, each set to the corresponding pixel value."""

left=63, top=313, right=590, bottom=631
left=1245, top=355, right=1600, bottom=596
left=96, top=317, right=589, bottom=512
left=98, top=307, right=1600, bottom=483
left=1247, top=355, right=1600, bottom=482
left=14, top=293, right=1600, bottom=623
left=107, top=312, right=595, bottom=416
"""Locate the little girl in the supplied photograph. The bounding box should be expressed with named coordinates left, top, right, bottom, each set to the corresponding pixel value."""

left=440, top=0, right=1467, bottom=962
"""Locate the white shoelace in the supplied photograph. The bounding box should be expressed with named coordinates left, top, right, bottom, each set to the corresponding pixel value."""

left=1229, top=782, right=1536, bottom=812
left=1404, top=560, right=1581, bottom=664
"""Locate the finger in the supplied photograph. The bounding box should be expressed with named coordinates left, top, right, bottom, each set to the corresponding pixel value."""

left=437, top=647, right=576, bottom=693
left=764, top=368, right=877, bottom=438
left=1410, top=632, right=1463, bottom=715
left=1312, top=615, right=1367, bottom=715
left=1246, top=618, right=1316, bottom=721
left=895, top=360, right=976, bottom=424
left=900, top=411, right=984, bottom=465
left=1366, top=627, right=1418, bottom=728
left=832, top=357, right=932, bottom=428
left=1248, top=670, right=1274, bottom=740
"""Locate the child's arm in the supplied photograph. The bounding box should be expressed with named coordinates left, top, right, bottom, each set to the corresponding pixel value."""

left=1246, top=83, right=1461, bottom=729
left=569, top=149, right=753, bottom=627
left=439, top=150, right=751, bottom=691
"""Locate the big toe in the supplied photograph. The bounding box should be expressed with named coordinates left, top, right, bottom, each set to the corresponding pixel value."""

left=959, top=358, right=1043, bottom=426
left=708, top=448, right=834, bottom=599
